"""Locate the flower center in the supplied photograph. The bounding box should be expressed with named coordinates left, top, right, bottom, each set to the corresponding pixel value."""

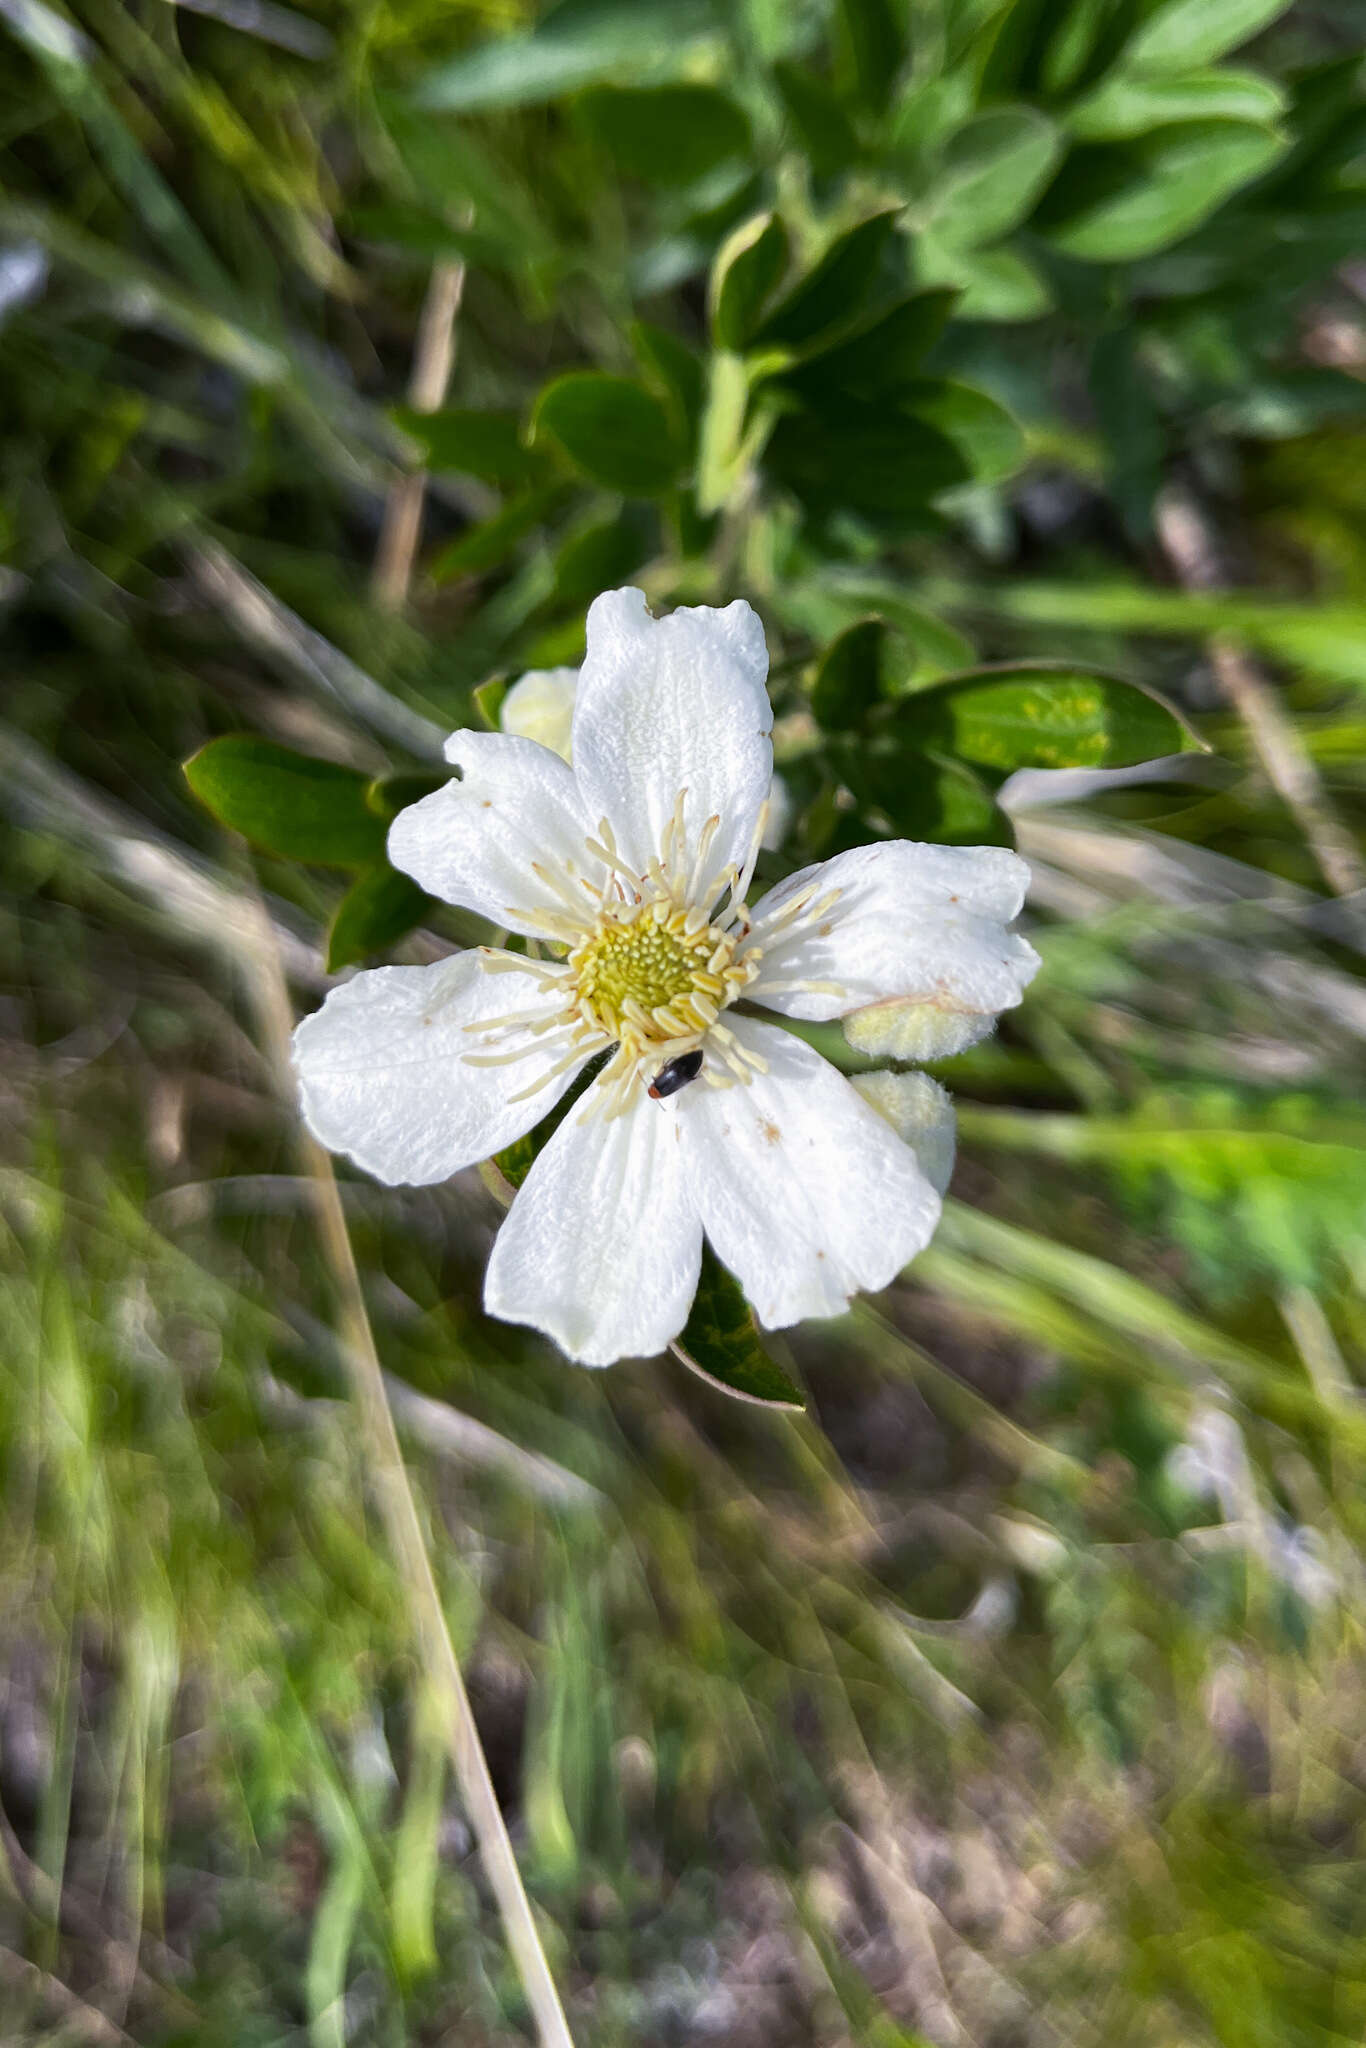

left=568, top=899, right=757, bottom=1047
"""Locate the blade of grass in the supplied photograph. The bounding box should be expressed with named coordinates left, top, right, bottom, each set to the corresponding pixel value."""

left=241, top=888, right=576, bottom=2048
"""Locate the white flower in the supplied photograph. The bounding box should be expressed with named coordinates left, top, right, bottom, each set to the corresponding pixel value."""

left=500, top=658, right=793, bottom=850
left=293, top=588, right=1038, bottom=1366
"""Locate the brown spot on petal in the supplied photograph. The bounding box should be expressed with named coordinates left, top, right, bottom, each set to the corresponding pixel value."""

left=760, top=1119, right=781, bottom=1145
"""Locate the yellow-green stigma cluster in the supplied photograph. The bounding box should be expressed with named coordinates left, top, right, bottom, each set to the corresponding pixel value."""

left=569, top=898, right=758, bottom=1050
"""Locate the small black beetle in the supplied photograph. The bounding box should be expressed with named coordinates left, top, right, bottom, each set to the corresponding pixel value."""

left=648, top=1049, right=704, bottom=1100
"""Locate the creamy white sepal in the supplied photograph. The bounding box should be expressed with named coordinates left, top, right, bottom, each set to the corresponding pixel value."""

left=745, top=840, right=1039, bottom=1022
left=485, top=1090, right=702, bottom=1366
left=292, top=953, right=584, bottom=1186
left=499, top=666, right=579, bottom=762
left=843, top=998, right=997, bottom=1063
left=852, top=1070, right=957, bottom=1196
left=387, top=731, right=601, bottom=937
left=676, top=1014, right=941, bottom=1329
left=571, top=587, right=773, bottom=898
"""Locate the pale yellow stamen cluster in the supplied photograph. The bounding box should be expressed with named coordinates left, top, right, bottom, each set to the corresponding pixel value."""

left=462, top=791, right=781, bottom=1121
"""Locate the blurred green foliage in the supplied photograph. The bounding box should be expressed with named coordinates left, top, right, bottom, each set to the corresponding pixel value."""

left=4, top=0, right=1366, bottom=2040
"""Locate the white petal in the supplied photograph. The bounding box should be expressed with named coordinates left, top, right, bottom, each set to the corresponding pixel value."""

left=571, top=587, right=773, bottom=896
left=500, top=666, right=579, bottom=763
left=852, top=1071, right=957, bottom=1196
left=387, top=731, right=601, bottom=937
left=293, top=952, right=582, bottom=1186
left=745, top=840, right=1039, bottom=1027
left=677, top=1015, right=941, bottom=1328
left=485, top=1091, right=702, bottom=1366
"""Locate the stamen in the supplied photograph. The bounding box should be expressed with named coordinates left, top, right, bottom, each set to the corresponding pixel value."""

left=462, top=1007, right=568, bottom=1037
left=505, top=1039, right=600, bottom=1103
left=529, top=859, right=594, bottom=917
left=500, top=905, right=586, bottom=942
left=476, top=948, right=571, bottom=984
left=686, top=812, right=722, bottom=904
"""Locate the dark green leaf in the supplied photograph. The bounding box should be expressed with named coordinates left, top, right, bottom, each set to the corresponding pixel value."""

left=412, top=0, right=718, bottom=111
left=811, top=618, right=886, bottom=730
left=578, top=82, right=751, bottom=187
left=709, top=212, right=790, bottom=352
left=472, top=676, right=509, bottom=730
left=532, top=373, right=683, bottom=495
left=927, top=106, right=1062, bottom=251
left=845, top=744, right=1013, bottom=845
left=777, top=290, right=957, bottom=403
left=672, top=1250, right=805, bottom=1410
left=890, top=664, right=1197, bottom=774
left=914, top=237, right=1052, bottom=322
left=185, top=737, right=387, bottom=867
left=429, top=482, right=571, bottom=580
left=390, top=407, right=547, bottom=486
left=901, top=378, right=1026, bottom=484
left=326, top=865, right=433, bottom=972
left=834, top=0, right=905, bottom=113
left=365, top=773, right=447, bottom=822
left=1039, top=122, right=1285, bottom=262
left=552, top=508, right=653, bottom=606
left=1122, top=0, right=1292, bottom=74
left=766, top=403, right=969, bottom=517
left=754, top=210, right=901, bottom=351
left=630, top=319, right=706, bottom=439
left=772, top=62, right=861, bottom=178
left=1067, top=67, right=1286, bottom=142
left=1090, top=329, right=1163, bottom=540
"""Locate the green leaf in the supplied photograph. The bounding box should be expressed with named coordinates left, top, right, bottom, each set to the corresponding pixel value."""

left=777, top=290, right=957, bottom=403
left=411, top=0, right=717, bottom=111
left=754, top=210, right=901, bottom=351
left=472, top=676, right=509, bottom=730
left=1123, top=0, right=1293, bottom=74
left=766, top=404, right=968, bottom=517
left=532, top=373, right=683, bottom=495
left=429, top=482, right=570, bottom=580
left=184, top=737, right=387, bottom=867
left=671, top=1250, right=805, bottom=1410
left=365, top=773, right=447, bottom=822
left=835, top=0, right=905, bottom=114
left=1066, top=67, right=1287, bottom=142
left=551, top=507, right=653, bottom=605
left=1089, top=329, right=1163, bottom=540
left=890, top=664, right=1197, bottom=774
left=902, top=378, right=1026, bottom=484
left=1040, top=122, right=1285, bottom=262
left=914, top=237, right=1052, bottom=322
left=772, top=62, right=861, bottom=177
left=845, top=743, right=1013, bottom=845
left=630, top=319, right=706, bottom=439
left=709, top=212, right=790, bottom=351
left=390, top=407, right=547, bottom=486
left=326, top=864, right=432, bottom=972
left=578, top=82, right=751, bottom=187
left=811, top=618, right=886, bottom=730
left=926, top=106, right=1062, bottom=250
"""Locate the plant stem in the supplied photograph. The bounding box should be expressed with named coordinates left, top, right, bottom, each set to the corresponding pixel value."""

left=373, top=257, right=466, bottom=612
